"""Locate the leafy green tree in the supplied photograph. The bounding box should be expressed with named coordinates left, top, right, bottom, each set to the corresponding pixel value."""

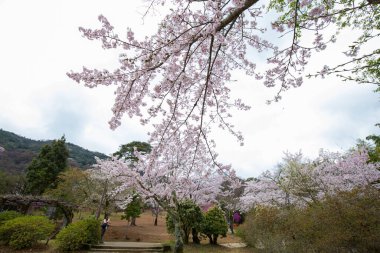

left=121, top=194, right=143, bottom=226
left=166, top=199, right=203, bottom=244
left=25, top=136, right=69, bottom=195
left=0, top=171, right=26, bottom=194
left=44, top=168, right=93, bottom=210
left=366, top=124, right=380, bottom=163
left=200, top=206, right=228, bottom=245
left=275, top=152, right=320, bottom=204
left=113, top=141, right=151, bottom=163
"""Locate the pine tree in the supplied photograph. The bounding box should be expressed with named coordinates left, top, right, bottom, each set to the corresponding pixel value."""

left=25, top=136, right=69, bottom=195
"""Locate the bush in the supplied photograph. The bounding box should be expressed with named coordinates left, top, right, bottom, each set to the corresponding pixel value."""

left=166, top=199, right=203, bottom=244
left=200, top=206, right=228, bottom=244
left=121, top=194, right=143, bottom=226
left=0, top=210, right=23, bottom=225
left=0, top=215, right=54, bottom=249
left=238, top=188, right=380, bottom=253
left=56, top=217, right=101, bottom=251
left=237, top=205, right=292, bottom=252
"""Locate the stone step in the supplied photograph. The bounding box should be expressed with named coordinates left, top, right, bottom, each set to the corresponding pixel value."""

left=89, top=248, right=163, bottom=252
left=92, top=246, right=163, bottom=250
left=89, top=242, right=164, bottom=253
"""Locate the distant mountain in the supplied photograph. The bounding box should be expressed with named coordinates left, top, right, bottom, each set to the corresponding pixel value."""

left=0, top=129, right=108, bottom=173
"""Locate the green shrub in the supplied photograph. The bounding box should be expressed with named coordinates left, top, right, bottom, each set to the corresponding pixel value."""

left=301, top=188, right=380, bottom=253
left=238, top=188, right=380, bottom=253
left=82, top=217, right=101, bottom=245
left=0, top=215, right=54, bottom=249
left=237, top=205, right=290, bottom=252
left=121, top=194, right=143, bottom=226
left=56, top=217, right=101, bottom=251
left=166, top=199, right=203, bottom=244
left=200, top=206, right=228, bottom=244
left=0, top=210, right=23, bottom=225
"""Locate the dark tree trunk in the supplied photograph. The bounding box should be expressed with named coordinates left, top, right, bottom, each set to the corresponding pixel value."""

left=96, top=180, right=108, bottom=219
left=207, top=234, right=213, bottom=244
left=154, top=214, right=158, bottom=226
left=212, top=234, right=218, bottom=244
left=130, top=217, right=137, bottom=226
left=183, top=233, right=189, bottom=245
left=229, top=215, right=234, bottom=234
left=192, top=228, right=200, bottom=244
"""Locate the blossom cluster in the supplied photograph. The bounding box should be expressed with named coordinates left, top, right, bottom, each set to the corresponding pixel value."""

left=241, top=149, right=380, bottom=210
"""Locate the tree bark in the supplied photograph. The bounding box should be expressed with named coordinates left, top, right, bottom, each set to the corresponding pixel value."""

left=212, top=234, right=218, bottom=245
left=173, top=219, right=184, bottom=253
left=207, top=234, right=213, bottom=244
left=192, top=228, right=200, bottom=244
left=130, top=217, right=137, bottom=226
left=95, top=180, right=108, bottom=219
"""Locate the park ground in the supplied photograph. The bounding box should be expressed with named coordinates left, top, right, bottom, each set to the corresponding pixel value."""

left=104, top=211, right=254, bottom=252
left=0, top=211, right=254, bottom=253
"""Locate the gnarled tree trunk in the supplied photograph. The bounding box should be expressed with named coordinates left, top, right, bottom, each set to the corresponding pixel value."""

left=173, top=218, right=184, bottom=253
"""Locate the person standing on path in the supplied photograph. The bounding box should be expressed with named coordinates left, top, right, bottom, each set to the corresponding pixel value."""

left=101, top=215, right=110, bottom=242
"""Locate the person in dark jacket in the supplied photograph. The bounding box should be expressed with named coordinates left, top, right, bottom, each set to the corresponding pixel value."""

left=101, top=215, right=110, bottom=242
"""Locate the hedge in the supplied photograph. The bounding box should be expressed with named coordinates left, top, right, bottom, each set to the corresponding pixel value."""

left=56, top=217, right=101, bottom=251
left=0, top=215, right=54, bottom=249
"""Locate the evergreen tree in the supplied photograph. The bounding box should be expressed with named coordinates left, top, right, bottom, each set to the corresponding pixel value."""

left=25, top=136, right=69, bottom=195
left=121, top=194, right=143, bottom=226
left=201, top=206, right=228, bottom=245
left=166, top=199, right=203, bottom=244
left=113, top=141, right=151, bottom=163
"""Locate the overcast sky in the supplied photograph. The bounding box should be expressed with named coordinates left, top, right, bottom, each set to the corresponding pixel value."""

left=0, top=0, right=379, bottom=178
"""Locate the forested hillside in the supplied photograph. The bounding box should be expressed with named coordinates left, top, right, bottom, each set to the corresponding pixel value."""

left=0, top=129, right=108, bottom=173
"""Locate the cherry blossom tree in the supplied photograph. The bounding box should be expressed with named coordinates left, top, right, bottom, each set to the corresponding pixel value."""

left=93, top=131, right=234, bottom=252
left=87, top=158, right=127, bottom=219
left=241, top=149, right=380, bottom=210
left=269, top=0, right=379, bottom=86
left=68, top=0, right=379, bottom=139
left=313, top=149, right=380, bottom=194
left=240, top=172, right=289, bottom=210
left=67, top=1, right=379, bottom=251
left=67, top=0, right=379, bottom=184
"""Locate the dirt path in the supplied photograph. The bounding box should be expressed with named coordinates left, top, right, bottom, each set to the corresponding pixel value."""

left=104, top=211, right=171, bottom=242
left=103, top=211, right=243, bottom=244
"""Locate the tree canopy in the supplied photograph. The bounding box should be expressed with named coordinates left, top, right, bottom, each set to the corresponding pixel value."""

left=25, top=136, right=69, bottom=195
left=240, top=149, right=380, bottom=210
left=113, top=141, right=152, bottom=163
left=68, top=0, right=379, bottom=150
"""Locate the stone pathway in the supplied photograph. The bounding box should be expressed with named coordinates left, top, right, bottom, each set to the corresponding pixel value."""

left=88, top=241, right=247, bottom=252
left=88, top=241, right=165, bottom=253
left=220, top=242, right=248, bottom=248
